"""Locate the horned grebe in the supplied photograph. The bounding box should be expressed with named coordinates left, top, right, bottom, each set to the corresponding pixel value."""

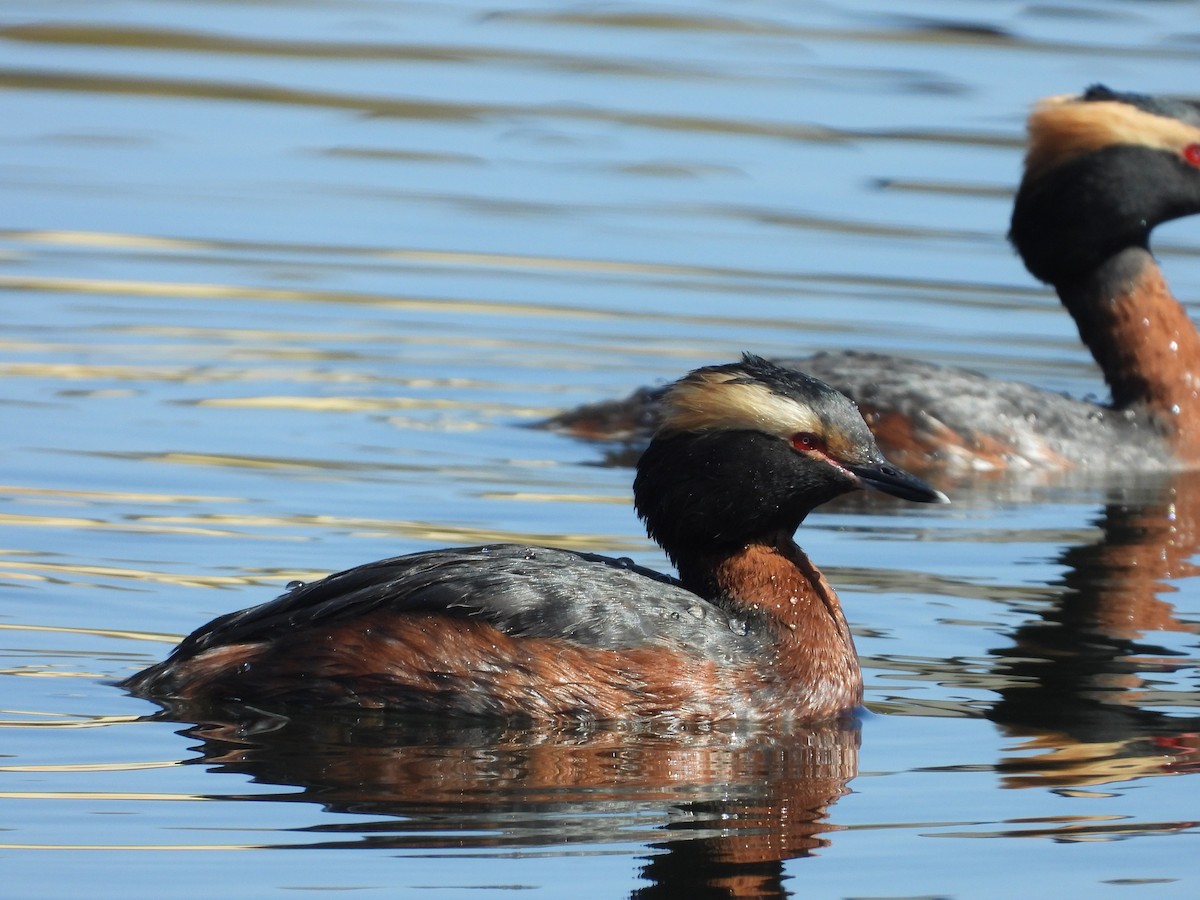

left=123, top=355, right=946, bottom=722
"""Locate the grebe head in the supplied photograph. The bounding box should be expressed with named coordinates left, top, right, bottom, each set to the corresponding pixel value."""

left=1011, top=85, right=1200, bottom=286
left=633, top=355, right=947, bottom=566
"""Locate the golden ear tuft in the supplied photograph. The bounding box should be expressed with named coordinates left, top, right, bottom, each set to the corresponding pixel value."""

left=1024, top=93, right=1200, bottom=180
left=660, top=371, right=821, bottom=439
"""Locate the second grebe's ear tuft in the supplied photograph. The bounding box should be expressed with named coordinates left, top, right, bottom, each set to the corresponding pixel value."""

left=1024, top=88, right=1200, bottom=181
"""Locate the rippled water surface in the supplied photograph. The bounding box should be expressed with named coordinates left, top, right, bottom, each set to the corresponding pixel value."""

left=4, top=1, right=1200, bottom=897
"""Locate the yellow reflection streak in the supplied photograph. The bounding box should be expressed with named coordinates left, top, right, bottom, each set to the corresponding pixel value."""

left=118, top=511, right=642, bottom=551
left=1, top=791, right=204, bottom=801
left=4, top=229, right=210, bottom=252
left=0, top=484, right=243, bottom=504
left=478, top=491, right=626, bottom=504
left=0, top=22, right=719, bottom=77
left=0, top=511, right=258, bottom=538
left=0, top=710, right=146, bottom=727
left=0, top=361, right=211, bottom=381
left=0, top=843, right=256, bottom=851
left=3, top=227, right=735, bottom=278
left=136, top=451, right=333, bottom=471
left=0, top=559, right=272, bottom=588
left=0, top=669, right=99, bottom=679
left=0, top=761, right=177, bottom=773
left=193, top=395, right=481, bottom=411
left=931, top=819, right=1191, bottom=842
left=0, top=273, right=612, bottom=321
left=135, top=509, right=628, bottom=532
left=0, top=622, right=177, bottom=643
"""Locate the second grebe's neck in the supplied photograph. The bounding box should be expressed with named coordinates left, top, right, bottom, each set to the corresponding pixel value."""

left=1058, top=247, right=1200, bottom=458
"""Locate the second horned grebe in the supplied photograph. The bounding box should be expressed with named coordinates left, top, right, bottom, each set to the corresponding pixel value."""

left=122, top=356, right=946, bottom=723
left=546, top=87, right=1200, bottom=473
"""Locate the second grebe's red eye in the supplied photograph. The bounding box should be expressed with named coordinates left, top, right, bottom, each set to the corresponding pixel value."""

left=790, top=432, right=826, bottom=453
left=1184, top=144, right=1200, bottom=167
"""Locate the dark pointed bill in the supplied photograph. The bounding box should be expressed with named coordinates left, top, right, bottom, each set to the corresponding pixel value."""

left=844, top=459, right=950, bottom=504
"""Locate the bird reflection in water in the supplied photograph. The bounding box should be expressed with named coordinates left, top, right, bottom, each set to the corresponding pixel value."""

left=153, top=707, right=858, bottom=898
left=987, top=470, right=1200, bottom=796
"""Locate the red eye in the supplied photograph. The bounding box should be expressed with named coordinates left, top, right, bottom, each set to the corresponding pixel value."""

left=790, top=432, right=826, bottom=453
left=1184, top=144, right=1200, bottom=167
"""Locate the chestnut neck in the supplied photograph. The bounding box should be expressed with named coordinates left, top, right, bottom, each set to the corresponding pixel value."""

left=675, top=534, right=863, bottom=713
left=1058, top=247, right=1200, bottom=459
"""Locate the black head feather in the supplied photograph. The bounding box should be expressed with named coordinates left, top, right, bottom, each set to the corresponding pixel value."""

left=634, top=356, right=944, bottom=567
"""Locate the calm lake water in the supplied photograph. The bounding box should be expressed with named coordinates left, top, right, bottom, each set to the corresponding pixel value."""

left=3, top=1, right=1200, bottom=897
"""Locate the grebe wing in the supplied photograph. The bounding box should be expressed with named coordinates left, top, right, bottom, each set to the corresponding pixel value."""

left=170, top=544, right=761, bottom=657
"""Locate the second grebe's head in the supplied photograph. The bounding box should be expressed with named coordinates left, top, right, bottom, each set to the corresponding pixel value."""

left=633, top=354, right=947, bottom=564
left=1012, top=85, right=1200, bottom=286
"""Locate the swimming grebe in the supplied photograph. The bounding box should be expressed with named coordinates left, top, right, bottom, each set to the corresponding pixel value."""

left=546, top=86, right=1200, bottom=472
left=123, top=355, right=946, bottom=722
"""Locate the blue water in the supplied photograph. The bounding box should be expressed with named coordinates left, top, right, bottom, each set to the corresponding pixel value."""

left=2, top=1, right=1199, bottom=897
